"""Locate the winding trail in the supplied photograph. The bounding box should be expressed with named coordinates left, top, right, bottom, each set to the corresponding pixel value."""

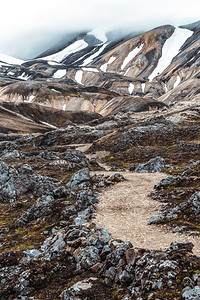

left=73, top=144, right=200, bottom=256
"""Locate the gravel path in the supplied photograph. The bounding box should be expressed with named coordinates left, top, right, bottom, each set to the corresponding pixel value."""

left=93, top=171, right=200, bottom=255
left=71, top=144, right=200, bottom=256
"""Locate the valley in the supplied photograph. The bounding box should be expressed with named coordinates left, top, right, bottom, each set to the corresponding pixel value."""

left=0, top=20, right=199, bottom=299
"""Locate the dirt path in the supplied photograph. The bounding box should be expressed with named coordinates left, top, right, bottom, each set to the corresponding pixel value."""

left=72, top=143, right=200, bottom=256
left=94, top=171, right=200, bottom=256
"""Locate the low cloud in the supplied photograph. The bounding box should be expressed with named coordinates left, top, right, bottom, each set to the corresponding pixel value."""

left=0, top=0, right=199, bottom=59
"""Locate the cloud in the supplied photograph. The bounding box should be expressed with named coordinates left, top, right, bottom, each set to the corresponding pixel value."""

left=0, top=0, right=199, bottom=59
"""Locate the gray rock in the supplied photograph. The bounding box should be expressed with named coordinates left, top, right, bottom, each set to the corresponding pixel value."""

left=67, top=168, right=91, bottom=189
left=181, top=160, right=200, bottom=176
left=62, top=206, right=77, bottom=221
left=74, top=217, right=87, bottom=226
left=106, top=241, right=132, bottom=266
left=61, top=149, right=89, bottom=166
left=23, top=249, right=41, bottom=258
left=15, top=202, right=53, bottom=227
left=187, top=192, right=200, bottom=215
left=73, top=246, right=101, bottom=270
left=59, top=278, right=97, bottom=300
left=154, top=176, right=177, bottom=190
left=0, top=162, right=59, bottom=203
left=182, top=286, right=200, bottom=300
left=105, top=267, right=117, bottom=285
left=76, top=190, right=98, bottom=211
left=0, top=162, right=18, bottom=201
left=134, top=156, right=165, bottom=173
left=86, top=227, right=112, bottom=249
left=37, top=151, right=60, bottom=160
left=148, top=214, right=164, bottom=225
left=118, top=264, right=135, bottom=284
left=1, top=150, right=24, bottom=160
left=110, top=173, right=127, bottom=182
left=168, top=241, right=194, bottom=253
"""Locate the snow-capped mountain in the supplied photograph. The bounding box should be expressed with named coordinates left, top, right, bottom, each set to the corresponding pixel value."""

left=0, top=21, right=199, bottom=115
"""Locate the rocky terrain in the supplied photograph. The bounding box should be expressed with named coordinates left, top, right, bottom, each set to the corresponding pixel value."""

left=0, top=20, right=199, bottom=299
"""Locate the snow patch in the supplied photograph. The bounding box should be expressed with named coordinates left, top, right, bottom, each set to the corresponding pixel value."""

left=63, top=104, right=66, bottom=110
left=141, top=83, right=146, bottom=93
left=81, top=43, right=107, bottom=66
left=121, top=44, right=144, bottom=70
left=82, top=67, right=99, bottom=73
left=7, top=71, right=15, bottom=76
left=149, top=27, right=193, bottom=81
left=100, top=56, right=116, bottom=72
left=173, top=75, right=181, bottom=88
left=53, top=69, right=66, bottom=79
left=75, top=70, right=83, bottom=85
left=43, top=40, right=88, bottom=62
left=0, top=54, right=24, bottom=65
left=51, top=88, right=62, bottom=93
left=48, top=61, right=63, bottom=66
left=88, top=29, right=107, bottom=43
left=124, top=67, right=130, bottom=76
left=128, top=83, right=134, bottom=94
left=18, top=72, right=30, bottom=80
left=41, top=121, right=57, bottom=129
left=24, top=95, right=35, bottom=103
left=164, top=84, right=168, bottom=93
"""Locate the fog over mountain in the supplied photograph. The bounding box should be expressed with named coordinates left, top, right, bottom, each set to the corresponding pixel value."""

left=0, top=0, right=199, bottom=59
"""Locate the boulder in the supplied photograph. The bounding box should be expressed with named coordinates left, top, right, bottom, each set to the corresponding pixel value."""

left=67, top=168, right=91, bottom=189
left=134, top=156, right=165, bottom=173
left=73, top=246, right=101, bottom=270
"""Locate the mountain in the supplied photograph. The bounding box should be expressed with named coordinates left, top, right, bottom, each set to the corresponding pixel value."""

left=0, top=22, right=199, bottom=121
left=0, top=22, right=200, bottom=300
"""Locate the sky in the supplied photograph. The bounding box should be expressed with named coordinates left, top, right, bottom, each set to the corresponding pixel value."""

left=0, top=0, right=199, bottom=59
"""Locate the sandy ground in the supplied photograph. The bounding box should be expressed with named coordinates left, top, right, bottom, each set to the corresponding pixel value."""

left=71, top=144, right=200, bottom=256
left=93, top=171, right=200, bottom=256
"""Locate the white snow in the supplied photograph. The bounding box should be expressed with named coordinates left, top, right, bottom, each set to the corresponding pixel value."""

left=24, top=95, right=35, bottom=103
left=53, top=69, right=66, bottom=79
left=164, top=84, right=168, bottom=93
left=149, top=27, right=193, bottom=81
left=173, top=75, right=181, bottom=88
left=48, top=61, right=63, bottom=66
left=81, top=43, right=108, bottom=66
left=0, top=54, right=24, bottom=65
left=128, top=83, right=134, bottom=94
left=17, top=72, right=30, bottom=80
left=88, top=29, right=107, bottom=43
left=51, top=88, right=62, bottom=93
left=141, top=83, right=146, bottom=93
left=124, top=67, right=130, bottom=76
left=121, top=44, right=144, bottom=70
left=7, top=71, right=15, bottom=76
left=43, top=40, right=88, bottom=62
left=82, top=67, right=99, bottom=73
left=75, top=70, right=83, bottom=85
left=63, top=104, right=66, bottom=110
left=41, top=121, right=57, bottom=129
left=100, top=56, right=116, bottom=72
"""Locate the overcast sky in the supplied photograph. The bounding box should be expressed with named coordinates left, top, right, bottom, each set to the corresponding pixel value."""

left=0, top=0, right=199, bottom=59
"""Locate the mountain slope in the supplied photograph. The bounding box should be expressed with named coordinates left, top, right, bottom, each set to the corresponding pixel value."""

left=0, top=21, right=199, bottom=115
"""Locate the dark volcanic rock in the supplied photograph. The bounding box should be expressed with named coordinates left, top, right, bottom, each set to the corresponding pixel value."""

left=15, top=202, right=53, bottom=227
left=0, top=162, right=58, bottom=202
left=134, top=156, right=165, bottom=173
left=67, top=168, right=91, bottom=189
left=73, top=245, right=101, bottom=270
